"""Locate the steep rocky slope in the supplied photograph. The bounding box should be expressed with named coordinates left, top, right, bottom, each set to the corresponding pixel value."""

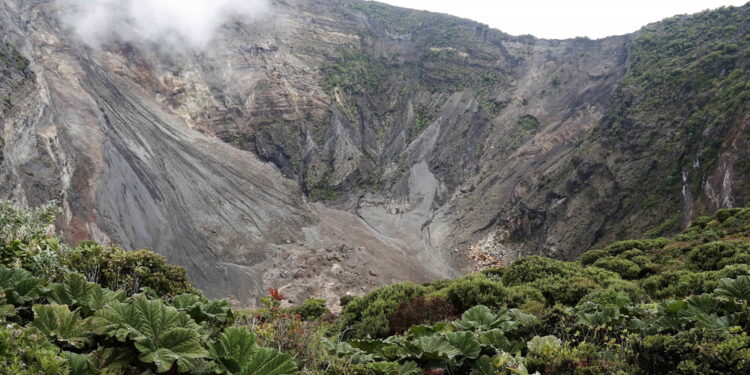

left=0, top=0, right=747, bottom=304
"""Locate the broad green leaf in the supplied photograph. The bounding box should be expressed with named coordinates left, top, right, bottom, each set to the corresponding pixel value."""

left=0, top=303, right=14, bottom=318
left=686, top=294, right=720, bottom=314
left=88, top=347, right=134, bottom=375
left=479, top=329, right=513, bottom=352
left=330, top=340, right=376, bottom=364
left=368, top=361, right=399, bottom=374
left=0, top=266, right=32, bottom=288
left=471, top=355, right=496, bottom=375
left=171, top=293, right=233, bottom=325
left=446, top=331, right=481, bottom=359
left=349, top=338, right=400, bottom=359
left=395, top=361, right=421, bottom=375
left=0, top=267, right=44, bottom=305
left=526, top=335, right=562, bottom=356
left=49, top=273, right=95, bottom=306
left=208, top=326, right=259, bottom=374
left=12, top=277, right=44, bottom=304
left=456, top=305, right=512, bottom=331
left=369, top=361, right=421, bottom=375
left=457, top=306, right=498, bottom=330
left=403, top=335, right=462, bottom=362
left=662, top=300, right=688, bottom=314
left=32, top=304, right=91, bottom=348
left=89, top=295, right=207, bottom=372
left=405, top=323, right=450, bottom=338
left=64, top=352, right=97, bottom=375
left=715, top=276, right=750, bottom=304
left=238, top=347, right=297, bottom=375
left=48, top=274, right=125, bottom=316
left=136, top=327, right=208, bottom=373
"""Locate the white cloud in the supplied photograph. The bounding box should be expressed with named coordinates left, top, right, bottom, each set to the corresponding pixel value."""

left=58, top=0, right=270, bottom=49
left=376, top=0, right=748, bottom=39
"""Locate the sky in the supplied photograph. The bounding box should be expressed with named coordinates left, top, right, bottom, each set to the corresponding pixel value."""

left=375, top=0, right=748, bottom=39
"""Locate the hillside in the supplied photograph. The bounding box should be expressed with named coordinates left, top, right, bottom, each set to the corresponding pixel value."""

left=0, top=0, right=748, bottom=304
left=1, top=201, right=750, bottom=373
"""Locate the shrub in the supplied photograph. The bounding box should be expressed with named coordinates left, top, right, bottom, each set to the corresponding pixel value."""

left=0, top=201, right=66, bottom=279
left=579, top=249, right=608, bottom=266
left=62, top=242, right=196, bottom=297
left=687, top=241, right=750, bottom=271
left=503, top=256, right=580, bottom=285
left=340, top=282, right=426, bottom=339
left=602, top=238, right=669, bottom=255
left=600, top=279, right=648, bottom=303
left=531, top=275, right=601, bottom=306
left=439, top=275, right=508, bottom=312
left=340, top=295, right=356, bottom=308
left=388, top=296, right=457, bottom=334
left=289, top=298, right=330, bottom=321
left=633, top=329, right=750, bottom=374
left=715, top=208, right=743, bottom=223
left=0, top=201, right=60, bottom=250
left=506, top=285, right=546, bottom=308
left=0, top=324, right=67, bottom=375
left=480, top=267, right=506, bottom=280
left=642, top=270, right=709, bottom=299
left=592, top=256, right=642, bottom=279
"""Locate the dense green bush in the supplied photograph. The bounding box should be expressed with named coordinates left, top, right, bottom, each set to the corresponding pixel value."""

left=340, top=282, right=426, bottom=339
left=592, top=256, right=642, bottom=279
left=633, top=329, right=750, bottom=374
left=506, top=285, right=547, bottom=308
left=642, top=270, right=709, bottom=298
left=687, top=241, right=750, bottom=271
left=530, top=275, right=602, bottom=306
left=438, top=274, right=508, bottom=311
left=62, top=242, right=196, bottom=296
left=502, top=256, right=580, bottom=285
left=289, top=298, right=330, bottom=321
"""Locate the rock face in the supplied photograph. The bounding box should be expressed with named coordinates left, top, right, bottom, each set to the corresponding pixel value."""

left=0, top=0, right=748, bottom=304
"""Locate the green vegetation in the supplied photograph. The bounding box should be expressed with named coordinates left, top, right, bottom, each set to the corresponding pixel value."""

left=0, top=201, right=297, bottom=374
left=0, top=43, right=29, bottom=71
left=327, top=207, right=750, bottom=374
left=3, top=201, right=750, bottom=374
left=322, top=47, right=384, bottom=95
left=598, top=4, right=750, bottom=211
left=308, top=187, right=340, bottom=201
left=517, top=116, right=539, bottom=132
left=414, top=105, right=438, bottom=134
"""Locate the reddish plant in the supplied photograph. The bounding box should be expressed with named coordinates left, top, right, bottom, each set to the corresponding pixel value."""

left=268, top=288, right=286, bottom=301
left=389, top=296, right=458, bottom=335
left=423, top=368, right=446, bottom=375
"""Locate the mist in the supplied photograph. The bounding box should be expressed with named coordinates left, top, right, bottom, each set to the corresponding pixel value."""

left=58, top=0, right=270, bottom=49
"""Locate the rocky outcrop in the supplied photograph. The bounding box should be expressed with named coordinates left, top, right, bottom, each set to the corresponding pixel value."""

left=0, top=0, right=747, bottom=304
